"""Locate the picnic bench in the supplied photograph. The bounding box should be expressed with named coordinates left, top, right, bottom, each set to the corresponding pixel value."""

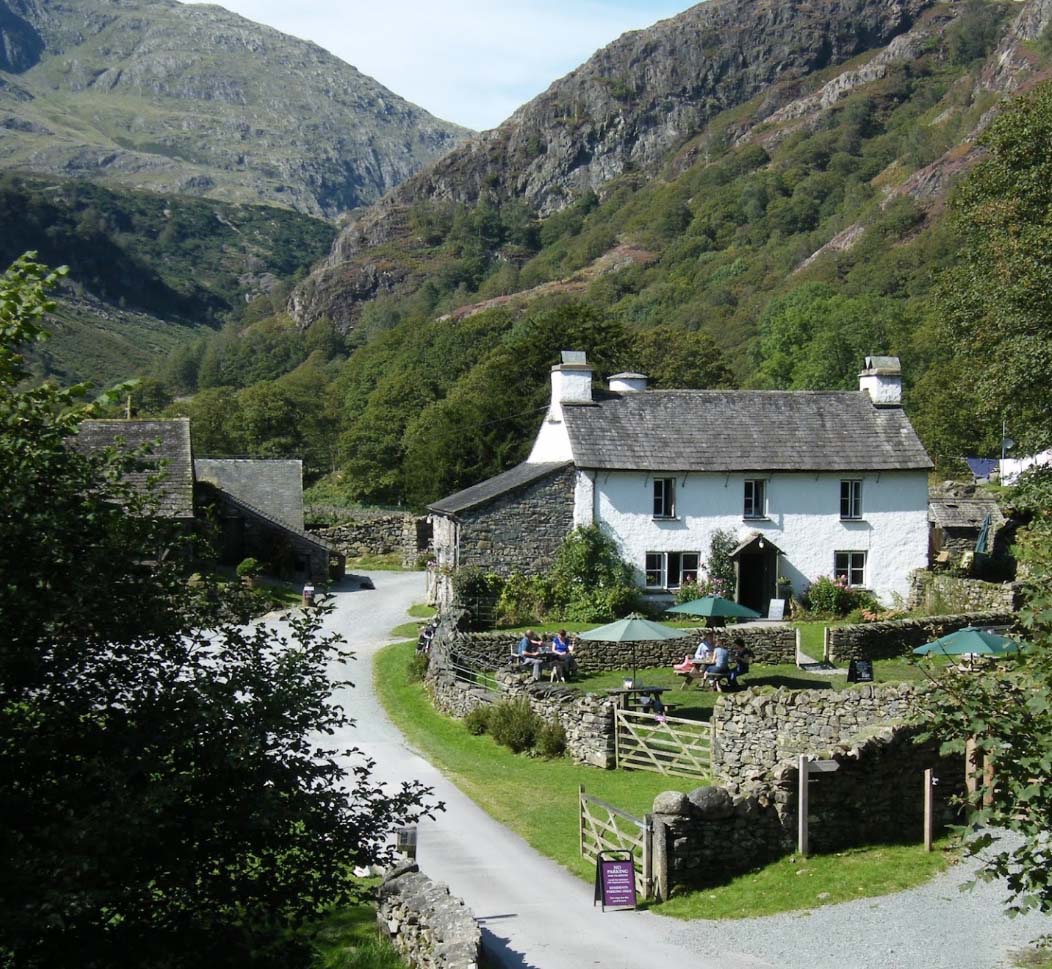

left=675, top=661, right=736, bottom=692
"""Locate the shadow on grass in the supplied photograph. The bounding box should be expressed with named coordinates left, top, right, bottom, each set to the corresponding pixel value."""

left=751, top=673, right=836, bottom=691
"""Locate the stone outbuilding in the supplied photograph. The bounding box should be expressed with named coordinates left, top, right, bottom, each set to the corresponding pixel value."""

left=928, top=482, right=1007, bottom=566
left=76, top=420, right=343, bottom=584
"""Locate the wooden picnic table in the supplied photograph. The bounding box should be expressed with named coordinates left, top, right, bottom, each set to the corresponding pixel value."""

left=604, top=685, right=669, bottom=711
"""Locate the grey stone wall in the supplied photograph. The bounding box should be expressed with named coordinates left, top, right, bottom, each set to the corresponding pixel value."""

left=711, top=682, right=923, bottom=788
left=826, top=611, right=1017, bottom=663
left=424, top=613, right=617, bottom=768
left=377, top=862, right=481, bottom=969
left=309, top=513, right=429, bottom=566
left=651, top=724, right=963, bottom=894
left=908, top=570, right=1022, bottom=614
left=445, top=624, right=797, bottom=674
left=451, top=465, right=577, bottom=576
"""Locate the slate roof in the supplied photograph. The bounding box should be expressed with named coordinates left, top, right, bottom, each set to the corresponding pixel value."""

left=74, top=418, right=195, bottom=518
left=429, top=461, right=571, bottom=515
left=929, top=486, right=1004, bottom=530
left=203, top=484, right=339, bottom=555
left=195, top=459, right=304, bottom=531
left=561, top=391, right=932, bottom=472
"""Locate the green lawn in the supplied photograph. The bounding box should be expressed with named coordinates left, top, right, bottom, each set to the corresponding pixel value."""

left=346, top=553, right=415, bottom=571
left=374, top=639, right=956, bottom=915
left=407, top=603, right=437, bottom=619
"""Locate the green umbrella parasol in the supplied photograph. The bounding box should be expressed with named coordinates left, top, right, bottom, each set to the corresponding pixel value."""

left=666, top=596, right=762, bottom=625
left=577, top=613, right=685, bottom=683
left=913, top=626, right=1027, bottom=657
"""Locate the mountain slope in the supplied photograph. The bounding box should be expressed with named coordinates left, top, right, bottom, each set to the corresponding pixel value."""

left=0, top=0, right=469, bottom=217
left=290, top=0, right=937, bottom=325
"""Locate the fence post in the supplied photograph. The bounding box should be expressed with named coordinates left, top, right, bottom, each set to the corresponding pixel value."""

left=923, top=768, right=934, bottom=851
left=613, top=708, right=621, bottom=770
left=643, top=814, right=654, bottom=900
left=798, top=755, right=810, bottom=857
left=579, top=785, right=585, bottom=858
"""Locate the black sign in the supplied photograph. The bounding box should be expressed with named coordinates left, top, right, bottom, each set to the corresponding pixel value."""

left=847, top=658, right=874, bottom=683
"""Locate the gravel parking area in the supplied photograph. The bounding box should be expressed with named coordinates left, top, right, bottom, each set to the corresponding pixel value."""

left=666, top=835, right=1052, bottom=969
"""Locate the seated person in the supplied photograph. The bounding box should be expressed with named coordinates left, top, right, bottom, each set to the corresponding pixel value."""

left=416, top=621, right=435, bottom=654
left=729, top=638, right=755, bottom=687
left=639, top=691, right=667, bottom=721
left=693, top=632, right=715, bottom=664
left=703, top=639, right=731, bottom=689
left=550, top=628, right=577, bottom=679
left=515, top=629, right=543, bottom=681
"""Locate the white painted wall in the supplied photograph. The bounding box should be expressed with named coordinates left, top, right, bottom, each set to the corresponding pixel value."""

left=589, top=469, right=929, bottom=606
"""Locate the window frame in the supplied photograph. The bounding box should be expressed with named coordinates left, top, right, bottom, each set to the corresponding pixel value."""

left=834, top=550, right=867, bottom=588
left=644, top=551, right=700, bottom=590
left=653, top=477, right=676, bottom=519
left=840, top=479, right=863, bottom=520
left=743, top=478, right=767, bottom=519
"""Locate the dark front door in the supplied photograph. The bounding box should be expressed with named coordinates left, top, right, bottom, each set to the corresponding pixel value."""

left=737, top=549, right=776, bottom=614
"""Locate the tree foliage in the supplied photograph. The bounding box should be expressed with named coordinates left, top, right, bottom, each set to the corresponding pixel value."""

left=0, top=254, right=433, bottom=967
left=934, top=80, right=1052, bottom=453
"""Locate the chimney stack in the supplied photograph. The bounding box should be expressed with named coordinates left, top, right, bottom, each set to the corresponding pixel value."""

left=858, top=355, right=902, bottom=407
left=550, top=350, right=593, bottom=405
left=609, top=372, right=648, bottom=393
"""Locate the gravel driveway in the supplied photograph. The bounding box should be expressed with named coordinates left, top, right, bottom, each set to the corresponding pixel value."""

left=308, top=571, right=1052, bottom=969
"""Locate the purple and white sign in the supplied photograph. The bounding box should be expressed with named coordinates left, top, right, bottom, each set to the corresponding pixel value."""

left=599, top=858, right=637, bottom=911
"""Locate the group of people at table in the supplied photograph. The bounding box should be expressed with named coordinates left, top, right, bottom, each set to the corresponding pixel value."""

left=512, top=627, right=753, bottom=692
left=514, top=629, right=578, bottom=682
left=673, top=632, right=754, bottom=690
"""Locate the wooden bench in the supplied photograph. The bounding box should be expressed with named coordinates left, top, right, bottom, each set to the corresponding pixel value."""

left=675, top=664, right=736, bottom=691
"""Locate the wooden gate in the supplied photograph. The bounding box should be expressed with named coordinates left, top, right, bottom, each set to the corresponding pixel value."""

left=579, top=786, right=653, bottom=899
left=614, top=708, right=712, bottom=779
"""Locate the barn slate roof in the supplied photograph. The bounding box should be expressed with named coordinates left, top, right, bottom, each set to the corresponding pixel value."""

left=561, top=390, right=932, bottom=472
left=928, top=485, right=1005, bottom=530
left=195, top=458, right=304, bottom=531
left=429, top=461, right=571, bottom=515
left=74, top=418, right=195, bottom=518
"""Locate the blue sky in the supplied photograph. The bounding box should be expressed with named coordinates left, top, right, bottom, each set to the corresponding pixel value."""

left=193, top=1, right=689, bottom=130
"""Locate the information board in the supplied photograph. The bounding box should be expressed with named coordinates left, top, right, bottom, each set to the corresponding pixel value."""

left=847, top=658, right=874, bottom=683
left=767, top=598, right=786, bottom=621
left=593, top=850, right=637, bottom=911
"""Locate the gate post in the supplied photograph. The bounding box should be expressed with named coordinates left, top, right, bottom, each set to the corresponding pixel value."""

left=642, top=814, right=654, bottom=900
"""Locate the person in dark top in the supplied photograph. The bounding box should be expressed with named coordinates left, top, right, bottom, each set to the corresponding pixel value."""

left=516, top=629, right=543, bottom=681
left=729, top=638, right=755, bottom=689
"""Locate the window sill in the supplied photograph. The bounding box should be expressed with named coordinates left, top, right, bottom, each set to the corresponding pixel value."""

left=840, top=517, right=867, bottom=524
left=652, top=515, right=681, bottom=522
left=743, top=516, right=770, bottom=522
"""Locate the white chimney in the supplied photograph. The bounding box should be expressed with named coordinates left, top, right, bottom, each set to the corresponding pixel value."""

left=609, top=372, right=648, bottom=393
left=550, top=350, right=593, bottom=404
left=527, top=351, right=591, bottom=464
left=858, top=355, right=902, bottom=407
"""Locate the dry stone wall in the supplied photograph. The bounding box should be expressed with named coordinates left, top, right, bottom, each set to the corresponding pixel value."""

left=309, top=513, right=429, bottom=566
left=908, top=570, right=1023, bottom=614
left=826, top=611, right=1016, bottom=662
left=448, top=624, right=796, bottom=674
left=377, top=862, right=481, bottom=969
left=651, top=724, right=963, bottom=894
left=711, top=682, right=922, bottom=787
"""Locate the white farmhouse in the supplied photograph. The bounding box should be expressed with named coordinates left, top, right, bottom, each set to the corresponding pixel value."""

left=429, top=353, right=932, bottom=611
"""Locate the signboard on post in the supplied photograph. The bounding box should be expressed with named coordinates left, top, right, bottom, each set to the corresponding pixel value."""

left=594, top=850, right=637, bottom=912
left=847, top=658, right=874, bottom=683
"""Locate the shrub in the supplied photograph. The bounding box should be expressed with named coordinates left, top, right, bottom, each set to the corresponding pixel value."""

left=675, top=580, right=702, bottom=605
left=235, top=556, right=261, bottom=578
left=704, top=530, right=737, bottom=598
left=488, top=698, right=542, bottom=753
left=496, top=571, right=547, bottom=626
left=464, top=705, right=491, bottom=735
left=802, top=575, right=877, bottom=617
left=536, top=721, right=567, bottom=759
left=407, top=652, right=429, bottom=683
left=546, top=525, right=640, bottom=621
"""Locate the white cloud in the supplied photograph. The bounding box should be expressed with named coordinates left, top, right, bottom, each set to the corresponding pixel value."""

left=189, top=0, right=688, bottom=130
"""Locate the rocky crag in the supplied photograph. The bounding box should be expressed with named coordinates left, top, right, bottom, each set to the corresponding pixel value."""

left=290, top=0, right=1052, bottom=332
left=0, top=0, right=469, bottom=218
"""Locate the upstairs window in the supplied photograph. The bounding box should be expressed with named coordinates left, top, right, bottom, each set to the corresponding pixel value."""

left=653, top=478, right=675, bottom=518
left=744, top=479, right=766, bottom=519
left=834, top=551, right=867, bottom=588
left=840, top=479, right=863, bottom=520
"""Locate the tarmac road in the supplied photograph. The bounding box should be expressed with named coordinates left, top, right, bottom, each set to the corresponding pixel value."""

left=309, top=570, right=1052, bottom=969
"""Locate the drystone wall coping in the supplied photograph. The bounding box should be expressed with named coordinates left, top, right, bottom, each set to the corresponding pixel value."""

left=378, top=862, right=481, bottom=969
left=826, top=611, right=1017, bottom=662
left=308, top=514, right=428, bottom=566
